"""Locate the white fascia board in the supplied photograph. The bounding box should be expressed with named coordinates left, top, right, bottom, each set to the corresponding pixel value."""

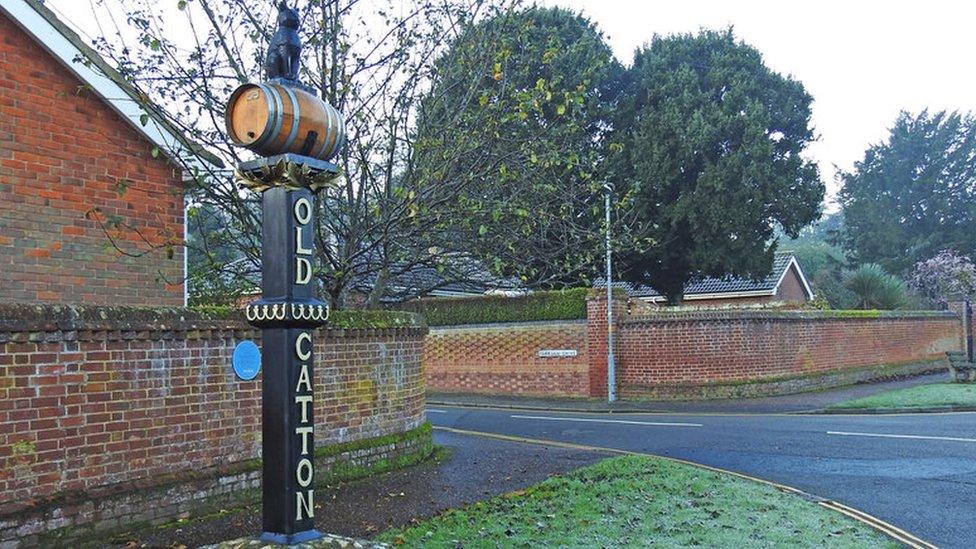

left=183, top=195, right=189, bottom=306
left=0, top=0, right=207, bottom=173
left=428, top=289, right=484, bottom=298
left=773, top=256, right=815, bottom=300
left=639, top=289, right=776, bottom=303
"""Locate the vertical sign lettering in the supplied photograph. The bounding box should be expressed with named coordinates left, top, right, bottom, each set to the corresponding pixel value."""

left=294, top=330, right=314, bottom=519
left=291, top=195, right=314, bottom=524
left=294, top=197, right=313, bottom=284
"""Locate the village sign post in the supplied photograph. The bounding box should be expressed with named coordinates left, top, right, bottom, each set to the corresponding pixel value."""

left=224, top=2, right=345, bottom=543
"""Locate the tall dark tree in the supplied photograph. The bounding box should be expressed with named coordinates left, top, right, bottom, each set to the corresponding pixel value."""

left=612, top=29, right=823, bottom=304
left=415, top=7, right=622, bottom=286
left=837, top=110, right=976, bottom=274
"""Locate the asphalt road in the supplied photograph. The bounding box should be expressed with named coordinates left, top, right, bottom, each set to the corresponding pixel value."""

left=426, top=406, right=976, bottom=548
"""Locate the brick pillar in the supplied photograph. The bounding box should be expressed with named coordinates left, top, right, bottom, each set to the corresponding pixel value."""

left=586, top=289, right=627, bottom=398
left=947, top=300, right=969, bottom=352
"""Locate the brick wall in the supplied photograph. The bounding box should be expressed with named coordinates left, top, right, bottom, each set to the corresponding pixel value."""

left=615, top=308, right=961, bottom=398
left=423, top=292, right=962, bottom=400
left=0, top=304, right=428, bottom=544
left=424, top=321, right=590, bottom=397
left=585, top=293, right=626, bottom=398
left=0, top=13, right=184, bottom=306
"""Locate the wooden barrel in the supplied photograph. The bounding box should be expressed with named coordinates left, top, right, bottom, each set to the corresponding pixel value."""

left=225, top=82, right=345, bottom=161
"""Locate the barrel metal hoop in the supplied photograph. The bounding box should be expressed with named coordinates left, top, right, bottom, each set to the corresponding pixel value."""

left=323, top=106, right=345, bottom=161
left=281, top=85, right=301, bottom=151
left=250, top=84, right=278, bottom=149
left=254, top=84, right=284, bottom=150
left=331, top=108, right=347, bottom=160
left=314, top=104, right=336, bottom=159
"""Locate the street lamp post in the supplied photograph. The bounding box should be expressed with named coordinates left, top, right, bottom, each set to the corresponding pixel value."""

left=604, top=183, right=616, bottom=403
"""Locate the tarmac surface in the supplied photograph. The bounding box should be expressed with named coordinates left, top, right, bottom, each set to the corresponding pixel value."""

left=427, top=404, right=976, bottom=549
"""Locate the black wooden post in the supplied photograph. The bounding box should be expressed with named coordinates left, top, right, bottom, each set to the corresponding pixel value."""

left=240, top=169, right=334, bottom=544
left=226, top=4, right=344, bottom=541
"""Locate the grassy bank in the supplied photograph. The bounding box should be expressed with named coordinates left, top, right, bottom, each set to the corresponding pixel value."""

left=376, top=455, right=897, bottom=547
left=829, top=383, right=976, bottom=410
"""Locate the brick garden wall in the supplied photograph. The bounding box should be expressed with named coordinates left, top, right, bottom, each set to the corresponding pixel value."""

left=0, top=12, right=185, bottom=306
left=615, top=309, right=961, bottom=399
left=0, top=304, right=428, bottom=545
left=424, top=321, right=590, bottom=397
left=424, top=293, right=962, bottom=399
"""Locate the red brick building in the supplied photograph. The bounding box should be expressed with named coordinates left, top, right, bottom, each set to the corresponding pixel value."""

left=0, top=0, right=221, bottom=306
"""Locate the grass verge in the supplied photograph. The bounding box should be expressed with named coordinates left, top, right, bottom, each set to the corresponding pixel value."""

left=376, top=455, right=898, bottom=547
left=828, top=382, right=976, bottom=410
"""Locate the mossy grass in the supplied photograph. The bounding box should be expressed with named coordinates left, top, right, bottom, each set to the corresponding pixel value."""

left=829, top=383, right=976, bottom=410
left=377, top=455, right=899, bottom=547
left=316, top=421, right=432, bottom=459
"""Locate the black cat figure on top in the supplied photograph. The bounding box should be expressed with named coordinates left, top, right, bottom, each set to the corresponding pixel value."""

left=264, top=1, right=301, bottom=82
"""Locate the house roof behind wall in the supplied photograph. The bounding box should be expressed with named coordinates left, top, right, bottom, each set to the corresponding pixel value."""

left=596, top=251, right=814, bottom=301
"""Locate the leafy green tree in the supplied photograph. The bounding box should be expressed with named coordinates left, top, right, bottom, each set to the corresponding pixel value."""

left=837, top=110, right=976, bottom=274
left=844, top=263, right=908, bottom=310
left=612, top=29, right=823, bottom=304
left=787, top=242, right=854, bottom=309
left=782, top=212, right=856, bottom=308
left=415, top=7, right=622, bottom=286
left=186, top=203, right=256, bottom=305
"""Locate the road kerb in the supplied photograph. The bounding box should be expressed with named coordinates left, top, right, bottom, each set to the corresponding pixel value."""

left=429, top=402, right=976, bottom=417
left=817, top=405, right=976, bottom=415
left=434, top=425, right=937, bottom=549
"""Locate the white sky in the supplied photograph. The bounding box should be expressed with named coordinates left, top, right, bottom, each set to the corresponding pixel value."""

left=48, top=0, right=976, bottom=209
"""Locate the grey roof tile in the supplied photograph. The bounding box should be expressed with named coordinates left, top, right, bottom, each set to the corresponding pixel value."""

left=596, top=251, right=796, bottom=299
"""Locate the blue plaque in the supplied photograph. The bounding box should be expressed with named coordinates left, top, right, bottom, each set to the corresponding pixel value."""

left=233, top=340, right=261, bottom=380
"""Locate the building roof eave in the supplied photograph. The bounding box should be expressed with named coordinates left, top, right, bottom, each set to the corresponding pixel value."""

left=1, top=0, right=225, bottom=171
left=772, top=256, right=816, bottom=300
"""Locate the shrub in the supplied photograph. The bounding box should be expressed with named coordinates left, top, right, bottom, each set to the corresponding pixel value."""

left=910, top=250, right=976, bottom=302
left=843, top=264, right=908, bottom=310
left=394, top=288, right=589, bottom=326
left=328, top=310, right=422, bottom=329
left=810, top=269, right=858, bottom=309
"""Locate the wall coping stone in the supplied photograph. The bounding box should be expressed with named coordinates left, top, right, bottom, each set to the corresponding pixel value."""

left=429, top=319, right=587, bottom=331
left=0, top=303, right=427, bottom=338
left=623, top=309, right=959, bottom=325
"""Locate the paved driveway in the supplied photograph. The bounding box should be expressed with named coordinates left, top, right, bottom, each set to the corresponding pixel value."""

left=427, top=406, right=976, bottom=548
